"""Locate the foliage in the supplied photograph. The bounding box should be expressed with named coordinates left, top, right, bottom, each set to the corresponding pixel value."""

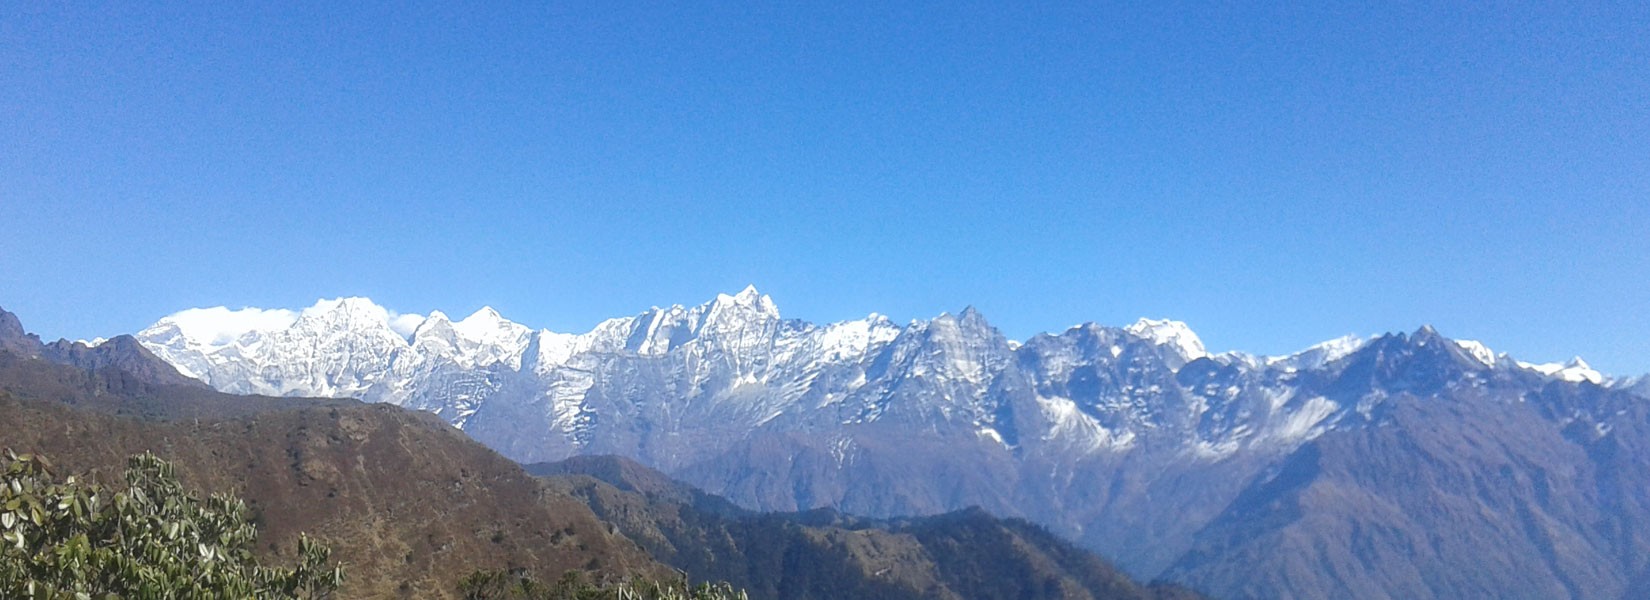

left=0, top=450, right=342, bottom=599
left=458, top=569, right=747, bottom=600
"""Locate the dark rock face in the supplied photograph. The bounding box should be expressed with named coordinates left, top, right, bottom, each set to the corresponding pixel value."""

left=0, top=306, right=200, bottom=387
left=0, top=307, right=42, bottom=356
left=40, top=335, right=206, bottom=388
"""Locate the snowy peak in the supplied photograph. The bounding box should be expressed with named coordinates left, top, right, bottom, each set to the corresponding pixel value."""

left=929, top=306, right=995, bottom=335
left=1454, top=339, right=1500, bottom=367
left=1519, top=356, right=1605, bottom=384
left=880, top=307, right=1011, bottom=388
left=956, top=305, right=993, bottom=332
left=625, top=305, right=699, bottom=355
left=415, top=310, right=453, bottom=332
left=618, top=286, right=784, bottom=355
left=817, top=314, right=900, bottom=362
left=285, top=297, right=413, bottom=347
left=1272, top=334, right=1368, bottom=370
left=453, top=306, right=526, bottom=341
left=467, top=305, right=504, bottom=320
left=524, top=329, right=581, bottom=372
left=301, top=296, right=391, bottom=322
left=244, top=297, right=406, bottom=344
left=706, top=285, right=781, bottom=322
left=410, top=311, right=460, bottom=353
left=729, top=284, right=765, bottom=303
left=1394, top=327, right=1604, bottom=385
left=1124, top=318, right=1208, bottom=362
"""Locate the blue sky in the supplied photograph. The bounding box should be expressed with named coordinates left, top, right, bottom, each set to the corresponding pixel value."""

left=2, top=2, right=1647, bottom=374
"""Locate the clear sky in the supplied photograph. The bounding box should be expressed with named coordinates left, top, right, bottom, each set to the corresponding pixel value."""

left=2, top=2, right=1647, bottom=374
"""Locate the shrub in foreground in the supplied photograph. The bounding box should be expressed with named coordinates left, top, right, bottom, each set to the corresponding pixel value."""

left=0, top=450, right=342, bottom=599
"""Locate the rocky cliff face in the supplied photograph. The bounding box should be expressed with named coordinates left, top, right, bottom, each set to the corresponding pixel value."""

left=0, top=308, right=41, bottom=355
left=0, top=306, right=201, bottom=387
left=131, top=290, right=1650, bottom=599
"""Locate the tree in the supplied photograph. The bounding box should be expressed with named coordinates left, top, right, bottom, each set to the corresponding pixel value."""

left=0, top=450, right=342, bottom=599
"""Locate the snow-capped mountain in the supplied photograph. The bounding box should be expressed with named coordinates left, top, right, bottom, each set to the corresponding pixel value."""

left=138, top=297, right=533, bottom=426
left=136, top=288, right=1344, bottom=461
left=136, top=287, right=1625, bottom=464
left=135, top=287, right=1650, bottom=600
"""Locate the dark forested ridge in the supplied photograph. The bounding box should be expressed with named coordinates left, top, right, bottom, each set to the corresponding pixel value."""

left=532, top=455, right=1203, bottom=600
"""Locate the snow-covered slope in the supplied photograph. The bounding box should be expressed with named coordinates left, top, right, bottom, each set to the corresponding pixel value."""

left=138, top=297, right=533, bottom=425
left=140, top=289, right=1368, bottom=459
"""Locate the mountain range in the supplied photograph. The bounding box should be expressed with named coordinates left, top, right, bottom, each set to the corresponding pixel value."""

left=0, top=304, right=1192, bottom=599
left=123, top=288, right=1650, bottom=599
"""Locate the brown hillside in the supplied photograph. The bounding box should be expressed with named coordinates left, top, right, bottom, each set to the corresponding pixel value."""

left=0, top=350, right=667, bottom=599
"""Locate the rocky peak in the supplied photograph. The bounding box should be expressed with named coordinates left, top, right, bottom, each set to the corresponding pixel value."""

left=1519, top=356, right=1605, bottom=385
left=411, top=311, right=460, bottom=352
left=454, top=306, right=509, bottom=335
left=0, top=307, right=28, bottom=341
left=880, top=308, right=1011, bottom=387
left=1619, top=375, right=1650, bottom=399
left=284, top=297, right=410, bottom=350
left=0, top=306, right=42, bottom=356
left=703, top=286, right=781, bottom=325
left=40, top=335, right=204, bottom=387
left=414, top=310, right=454, bottom=333
left=625, top=305, right=698, bottom=355
left=815, top=314, right=901, bottom=363
left=452, top=307, right=529, bottom=344
left=1330, top=326, right=1489, bottom=396
left=1124, top=317, right=1208, bottom=368
left=299, top=297, right=393, bottom=325
left=620, top=287, right=783, bottom=356
left=1273, top=334, right=1367, bottom=371
left=0, top=306, right=199, bottom=386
